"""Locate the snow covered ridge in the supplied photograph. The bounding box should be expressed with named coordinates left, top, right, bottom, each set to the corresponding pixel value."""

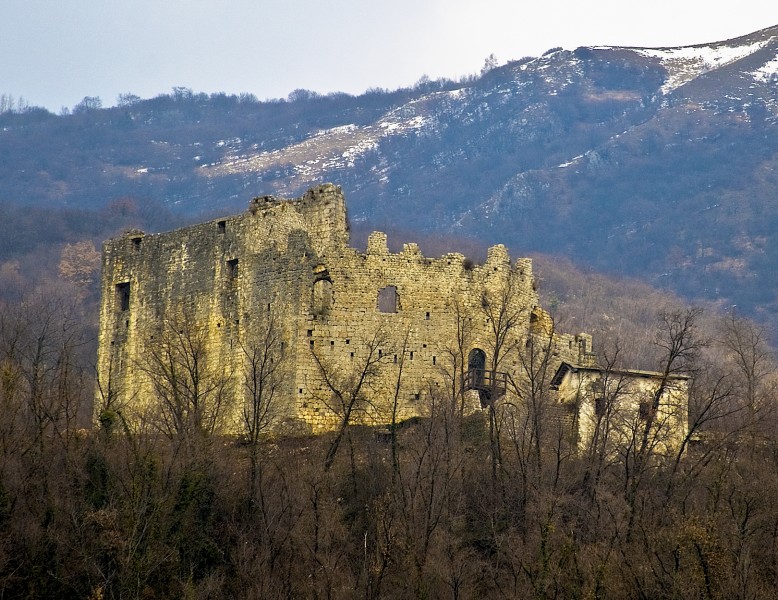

left=592, top=37, right=774, bottom=94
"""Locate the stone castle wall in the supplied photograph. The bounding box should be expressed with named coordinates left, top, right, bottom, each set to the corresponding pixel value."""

left=96, top=184, right=581, bottom=434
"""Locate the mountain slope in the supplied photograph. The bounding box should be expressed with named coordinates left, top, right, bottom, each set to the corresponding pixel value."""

left=2, top=24, right=778, bottom=324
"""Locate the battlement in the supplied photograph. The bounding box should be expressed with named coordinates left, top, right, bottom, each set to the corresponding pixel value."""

left=96, top=185, right=583, bottom=436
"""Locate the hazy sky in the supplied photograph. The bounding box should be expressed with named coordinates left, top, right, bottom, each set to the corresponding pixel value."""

left=2, top=1, right=777, bottom=112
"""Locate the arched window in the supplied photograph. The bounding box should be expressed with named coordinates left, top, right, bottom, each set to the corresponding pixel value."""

left=377, top=285, right=398, bottom=313
left=468, top=348, right=486, bottom=372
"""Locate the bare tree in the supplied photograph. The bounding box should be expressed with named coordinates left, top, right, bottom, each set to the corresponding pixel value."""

left=140, top=314, right=231, bottom=441
left=0, top=292, right=88, bottom=452
left=634, top=308, right=704, bottom=471
left=389, top=328, right=410, bottom=479
left=439, top=301, right=473, bottom=419
left=240, top=312, right=285, bottom=510
left=623, top=307, right=704, bottom=540
left=310, top=329, right=389, bottom=471
left=718, top=311, right=776, bottom=433
left=508, top=314, right=559, bottom=485
left=479, top=276, right=528, bottom=485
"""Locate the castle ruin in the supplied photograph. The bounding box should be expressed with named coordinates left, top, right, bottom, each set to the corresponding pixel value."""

left=96, top=184, right=688, bottom=448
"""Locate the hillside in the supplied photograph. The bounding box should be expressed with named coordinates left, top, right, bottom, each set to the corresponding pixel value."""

left=2, top=24, right=778, bottom=329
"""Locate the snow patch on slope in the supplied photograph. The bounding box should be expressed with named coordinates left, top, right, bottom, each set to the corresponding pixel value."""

left=202, top=95, right=450, bottom=182
left=753, top=53, right=778, bottom=82
left=630, top=39, right=772, bottom=93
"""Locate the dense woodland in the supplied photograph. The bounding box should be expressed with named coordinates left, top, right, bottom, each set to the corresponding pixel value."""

left=1, top=221, right=778, bottom=599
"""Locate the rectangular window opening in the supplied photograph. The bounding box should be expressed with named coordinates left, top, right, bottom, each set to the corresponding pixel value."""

left=377, top=285, right=399, bottom=313
left=227, top=258, right=239, bottom=279
left=116, top=282, right=131, bottom=311
left=218, top=220, right=226, bottom=233
left=639, top=401, right=651, bottom=420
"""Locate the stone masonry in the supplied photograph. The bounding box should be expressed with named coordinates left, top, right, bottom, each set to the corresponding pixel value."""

left=96, top=184, right=623, bottom=435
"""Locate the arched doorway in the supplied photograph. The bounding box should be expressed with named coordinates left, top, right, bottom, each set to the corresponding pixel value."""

left=467, top=348, right=486, bottom=389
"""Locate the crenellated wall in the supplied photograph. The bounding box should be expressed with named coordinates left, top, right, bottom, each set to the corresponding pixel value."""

left=96, top=184, right=583, bottom=435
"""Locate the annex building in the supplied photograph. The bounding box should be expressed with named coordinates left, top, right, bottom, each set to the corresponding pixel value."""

left=96, top=184, right=688, bottom=448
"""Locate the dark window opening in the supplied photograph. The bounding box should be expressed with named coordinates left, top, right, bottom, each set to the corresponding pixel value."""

left=346, top=339, right=350, bottom=344
left=432, top=356, right=436, bottom=365
left=307, top=329, right=313, bottom=337
left=227, top=258, right=239, bottom=279
left=218, top=220, right=226, bottom=233
left=410, top=351, right=414, bottom=360
left=425, top=312, right=430, bottom=320
left=116, top=282, right=131, bottom=311
left=131, top=237, right=142, bottom=251
left=377, top=285, right=399, bottom=313
left=350, top=352, right=354, bottom=359
left=639, top=401, right=651, bottom=420
left=393, top=354, right=397, bottom=364
left=313, top=278, right=334, bottom=315
left=310, top=340, right=314, bottom=348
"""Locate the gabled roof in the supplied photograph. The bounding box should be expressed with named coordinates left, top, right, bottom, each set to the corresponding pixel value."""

left=550, top=361, right=692, bottom=390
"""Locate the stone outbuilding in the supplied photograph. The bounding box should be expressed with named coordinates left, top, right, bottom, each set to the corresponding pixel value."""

left=551, top=358, right=691, bottom=455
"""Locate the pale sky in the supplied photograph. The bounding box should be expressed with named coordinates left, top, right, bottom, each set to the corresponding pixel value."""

left=2, top=0, right=777, bottom=113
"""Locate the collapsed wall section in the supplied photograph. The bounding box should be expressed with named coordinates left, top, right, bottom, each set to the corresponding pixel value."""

left=291, top=231, right=547, bottom=431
